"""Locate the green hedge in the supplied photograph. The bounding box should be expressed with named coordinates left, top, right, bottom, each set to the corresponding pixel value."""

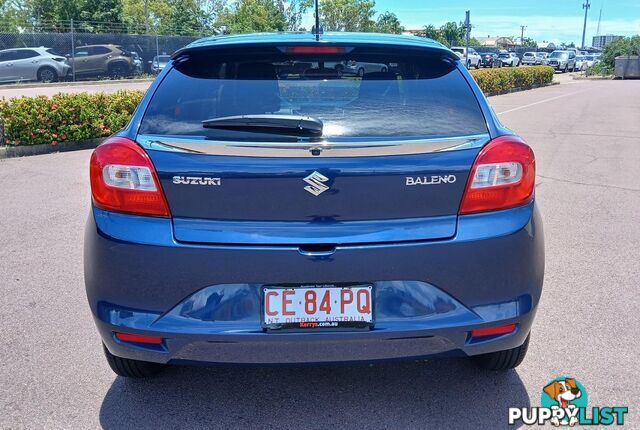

left=1, top=67, right=554, bottom=147
left=0, top=91, right=143, bottom=146
left=470, top=66, right=555, bottom=95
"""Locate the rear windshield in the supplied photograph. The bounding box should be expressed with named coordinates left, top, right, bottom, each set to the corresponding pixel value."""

left=139, top=46, right=488, bottom=141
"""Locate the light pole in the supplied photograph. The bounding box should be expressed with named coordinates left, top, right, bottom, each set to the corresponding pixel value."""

left=464, top=10, right=470, bottom=67
left=581, top=0, right=590, bottom=49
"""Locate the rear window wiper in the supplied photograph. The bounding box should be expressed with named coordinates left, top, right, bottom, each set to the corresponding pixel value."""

left=202, top=114, right=323, bottom=137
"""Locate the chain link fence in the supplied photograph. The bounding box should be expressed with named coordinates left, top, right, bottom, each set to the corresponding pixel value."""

left=0, top=19, right=206, bottom=83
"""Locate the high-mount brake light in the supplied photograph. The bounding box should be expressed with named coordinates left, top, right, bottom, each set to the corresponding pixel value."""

left=285, top=46, right=347, bottom=54
left=459, top=135, right=535, bottom=214
left=89, top=137, right=170, bottom=217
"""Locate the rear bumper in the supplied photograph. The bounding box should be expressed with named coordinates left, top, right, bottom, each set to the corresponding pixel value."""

left=85, top=202, right=544, bottom=365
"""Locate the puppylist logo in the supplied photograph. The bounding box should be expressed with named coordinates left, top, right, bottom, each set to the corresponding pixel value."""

left=509, top=377, right=628, bottom=426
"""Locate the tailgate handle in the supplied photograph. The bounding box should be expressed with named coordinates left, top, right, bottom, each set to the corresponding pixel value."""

left=298, top=244, right=336, bottom=256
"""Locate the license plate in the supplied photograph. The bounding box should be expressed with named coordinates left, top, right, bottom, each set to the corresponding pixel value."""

left=262, top=285, right=373, bottom=330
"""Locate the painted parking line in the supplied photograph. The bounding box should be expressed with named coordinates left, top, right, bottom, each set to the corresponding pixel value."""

left=496, top=90, right=586, bottom=115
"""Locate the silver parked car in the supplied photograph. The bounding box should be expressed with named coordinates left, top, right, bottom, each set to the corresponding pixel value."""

left=150, top=55, right=171, bottom=74
left=521, top=52, right=538, bottom=65
left=547, top=50, right=576, bottom=73
left=334, top=60, right=388, bottom=76
left=0, top=47, right=71, bottom=83
left=535, top=52, right=549, bottom=65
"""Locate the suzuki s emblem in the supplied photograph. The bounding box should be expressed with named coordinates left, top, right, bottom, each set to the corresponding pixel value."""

left=303, top=171, right=329, bottom=196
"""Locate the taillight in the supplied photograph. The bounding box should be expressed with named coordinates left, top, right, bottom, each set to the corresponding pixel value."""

left=459, top=135, right=535, bottom=214
left=89, top=137, right=170, bottom=217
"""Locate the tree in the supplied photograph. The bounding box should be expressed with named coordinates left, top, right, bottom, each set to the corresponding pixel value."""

left=320, top=0, right=375, bottom=32
left=217, top=0, right=287, bottom=33
left=468, top=36, right=481, bottom=46
left=602, top=35, right=640, bottom=67
left=164, top=0, right=205, bottom=35
left=420, top=24, right=443, bottom=43
left=283, top=0, right=311, bottom=31
left=438, top=21, right=465, bottom=46
left=374, top=11, right=403, bottom=34
left=79, top=0, right=123, bottom=24
left=521, top=37, right=537, bottom=48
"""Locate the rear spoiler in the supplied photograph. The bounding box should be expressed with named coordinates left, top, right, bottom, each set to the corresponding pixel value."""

left=172, top=41, right=460, bottom=63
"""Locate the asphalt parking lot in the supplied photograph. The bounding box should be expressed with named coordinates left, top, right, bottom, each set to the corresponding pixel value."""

left=1, top=78, right=639, bottom=429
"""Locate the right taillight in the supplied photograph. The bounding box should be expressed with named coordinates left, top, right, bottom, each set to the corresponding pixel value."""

left=459, top=135, right=535, bottom=214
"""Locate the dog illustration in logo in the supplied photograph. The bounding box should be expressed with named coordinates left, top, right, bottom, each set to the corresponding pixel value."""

left=543, top=378, right=582, bottom=426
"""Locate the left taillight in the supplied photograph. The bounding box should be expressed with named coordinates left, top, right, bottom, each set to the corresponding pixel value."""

left=90, top=137, right=170, bottom=217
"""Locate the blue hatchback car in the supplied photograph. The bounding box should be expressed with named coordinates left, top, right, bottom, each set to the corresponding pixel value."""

left=85, top=32, right=544, bottom=377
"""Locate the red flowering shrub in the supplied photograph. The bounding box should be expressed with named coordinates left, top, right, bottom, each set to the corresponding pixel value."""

left=0, top=91, right=143, bottom=146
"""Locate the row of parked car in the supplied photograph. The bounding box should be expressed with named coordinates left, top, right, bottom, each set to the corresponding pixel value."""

left=451, top=46, right=602, bottom=73
left=0, top=44, right=171, bottom=84
left=451, top=47, right=522, bottom=68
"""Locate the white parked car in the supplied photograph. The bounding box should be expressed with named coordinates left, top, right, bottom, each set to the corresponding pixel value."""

left=575, top=55, right=588, bottom=71
left=0, top=47, right=71, bottom=83
left=450, top=46, right=481, bottom=69
left=584, top=55, right=598, bottom=68
left=498, top=52, right=520, bottom=67
left=521, top=52, right=538, bottom=65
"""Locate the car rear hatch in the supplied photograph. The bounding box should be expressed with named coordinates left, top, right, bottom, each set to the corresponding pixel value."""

left=137, top=43, right=490, bottom=245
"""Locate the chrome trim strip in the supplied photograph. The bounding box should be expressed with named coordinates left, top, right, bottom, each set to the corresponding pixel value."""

left=137, top=134, right=490, bottom=157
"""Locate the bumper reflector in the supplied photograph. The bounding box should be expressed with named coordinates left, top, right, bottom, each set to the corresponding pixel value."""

left=115, top=332, right=163, bottom=345
left=470, top=323, right=517, bottom=338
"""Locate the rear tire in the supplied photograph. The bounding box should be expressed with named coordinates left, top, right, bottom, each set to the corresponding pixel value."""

left=109, top=62, right=128, bottom=78
left=103, top=343, right=165, bottom=378
left=472, top=334, right=530, bottom=371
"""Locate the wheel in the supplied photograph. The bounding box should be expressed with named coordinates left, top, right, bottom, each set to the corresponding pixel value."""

left=475, top=60, right=480, bottom=69
left=466, top=60, right=471, bottom=69
left=357, top=67, right=365, bottom=77
left=380, top=66, right=388, bottom=73
left=109, top=62, right=128, bottom=78
left=103, top=343, right=165, bottom=378
left=37, top=66, right=58, bottom=83
left=472, top=334, right=530, bottom=371
left=563, top=65, right=568, bottom=73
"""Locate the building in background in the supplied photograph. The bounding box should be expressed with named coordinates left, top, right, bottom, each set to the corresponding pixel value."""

left=592, top=34, right=622, bottom=49
left=475, top=36, right=516, bottom=48
left=538, top=41, right=557, bottom=50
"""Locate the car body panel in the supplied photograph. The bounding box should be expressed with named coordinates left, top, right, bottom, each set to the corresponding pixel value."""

left=87, top=201, right=543, bottom=364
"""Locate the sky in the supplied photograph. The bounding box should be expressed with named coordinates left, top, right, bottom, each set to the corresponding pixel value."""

left=329, top=0, right=640, bottom=45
